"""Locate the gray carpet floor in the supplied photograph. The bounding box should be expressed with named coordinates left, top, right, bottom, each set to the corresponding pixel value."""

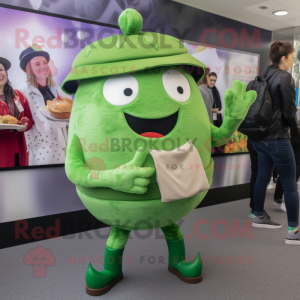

left=1, top=187, right=300, bottom=300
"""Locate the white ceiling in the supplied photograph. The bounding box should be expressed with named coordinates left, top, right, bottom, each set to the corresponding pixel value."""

left=173, top=0, right=300, bottom=31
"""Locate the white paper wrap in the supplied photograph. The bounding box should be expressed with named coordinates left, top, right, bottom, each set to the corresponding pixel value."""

left=150, top=140, right=210, bottom=202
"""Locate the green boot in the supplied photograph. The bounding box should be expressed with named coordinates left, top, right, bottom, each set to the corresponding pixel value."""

left=162, top=223, right=202, bottom=283
left=85, top=226, right=130, bottom=296
left=86, top=246, right=124, bottom=296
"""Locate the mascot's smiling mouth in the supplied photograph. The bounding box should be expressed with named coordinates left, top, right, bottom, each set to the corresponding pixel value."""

left=124, top=111, right=179, bottom=138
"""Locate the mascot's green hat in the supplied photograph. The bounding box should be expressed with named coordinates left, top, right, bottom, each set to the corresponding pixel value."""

left=61, top=8, right=206, bottom=95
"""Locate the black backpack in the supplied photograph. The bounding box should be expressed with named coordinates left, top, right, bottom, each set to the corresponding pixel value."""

left=238, top=70, right=280, bottom=140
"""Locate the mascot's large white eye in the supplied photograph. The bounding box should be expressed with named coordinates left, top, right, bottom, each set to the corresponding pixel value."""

left=103, top=74, right=139, bottom=106
left=162, top=69, right=191, bottom=102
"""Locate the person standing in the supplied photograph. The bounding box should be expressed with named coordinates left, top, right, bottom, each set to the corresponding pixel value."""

left=247, top=139, right=258, bottom=217
left=251, top=41, right=300, bottom=245
left=18, top=44, right=71, bottom=165
left=198, top=68, right=214, bottom=124
left=0, top=57, right=34, bottom=167
left=273, top=128, right=300, bottom=211
left=208, top=72, right=223, bottom=128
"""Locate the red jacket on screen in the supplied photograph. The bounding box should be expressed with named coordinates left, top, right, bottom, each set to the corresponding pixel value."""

left=0, top=90, right=34, bottom=168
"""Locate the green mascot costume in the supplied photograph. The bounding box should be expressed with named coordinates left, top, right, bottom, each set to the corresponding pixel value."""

left=62, top=9, right=256, bottom=296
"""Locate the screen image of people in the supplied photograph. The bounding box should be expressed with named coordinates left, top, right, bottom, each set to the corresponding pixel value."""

left=0, top=6, right=121, bottom=168
left=0, top=57, right=34, bottom=167
left=208, top=72, right=223, bottom=128
left=197, top=68, right=214, bottom=124
left=18, top=44, right=71, bottom=165
left=0, top=6, right=260, bottom=169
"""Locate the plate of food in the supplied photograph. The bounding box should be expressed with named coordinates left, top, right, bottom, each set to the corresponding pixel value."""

left=39, top=95, right=73, bottom=122
left=0, top=115, right=26, bottom=130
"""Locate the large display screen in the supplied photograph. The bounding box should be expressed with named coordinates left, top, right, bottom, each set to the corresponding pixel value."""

left=0, top=6, right=121, bottom=169
left=0, top=5, right=260, bottom=170
left=183, top=41, right=260, bottom=154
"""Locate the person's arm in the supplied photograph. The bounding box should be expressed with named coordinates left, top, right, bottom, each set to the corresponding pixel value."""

left=215, top=86, right=222, bottom=111
left=17, top=90, right=34, bottom=131
left=199, top=87, right=212, bottom=121
left=65, top=133, right=154, bottom=194
left=0, top=101, right=9, bottom=138
left=279, top=72, right=300, bottom=136
left=211, top=88, right=220, bottom=113
left=57, top=86, right=72, bottom=99
left=0, top=99, right=9, bottom=116
left=210, top=81, right=256, bottom=147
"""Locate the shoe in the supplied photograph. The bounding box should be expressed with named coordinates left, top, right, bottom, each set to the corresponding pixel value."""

left=273, top=199, right=287, bottom=212
left=279, top=202, right=287, bottom=212
left=166, top=236, right=202, bottom=284
left=247, top=211, right=255, bottom=219
left=273, top=198, right=283, bottom=205
left=285, top=230, right=300, bottom=245
left=86, top=246, right=124, bottom=296
left=252, top=211, right=282, bottom=229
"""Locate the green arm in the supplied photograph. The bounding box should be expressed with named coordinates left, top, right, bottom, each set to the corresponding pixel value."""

left=65, top=133, right=111, bottom=187
left=65, top=133, right=154, bottom=193
left=210, top=80, right=257, bottom=147
left=210, top=117, right=243, bottom=147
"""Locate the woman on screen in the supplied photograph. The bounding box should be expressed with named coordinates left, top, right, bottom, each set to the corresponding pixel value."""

left=198, top=68, right=213, bottom=124
left=0, top=57, right=34, bottom=168
left=18, top=44, right=71, bottom=166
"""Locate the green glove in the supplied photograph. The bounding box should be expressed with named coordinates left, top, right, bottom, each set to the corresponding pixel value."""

left=87, top=148, right=155, bottom=194
left=224, top=80, right=257, bottom=120
left=210, top=80, right=256, bottom=148
left=110, top=149, right=154, bottom=194
left=65, top=134, right=154, bottom=194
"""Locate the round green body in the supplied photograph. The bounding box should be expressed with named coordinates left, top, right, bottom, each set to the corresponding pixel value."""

left=68, top=66, right=214, bottom=230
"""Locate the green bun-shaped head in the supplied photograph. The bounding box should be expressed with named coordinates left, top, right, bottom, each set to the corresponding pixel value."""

left=61, top=8, right=206, bottom=95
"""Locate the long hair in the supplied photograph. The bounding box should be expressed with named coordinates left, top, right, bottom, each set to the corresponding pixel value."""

left=198, top=68, right=210, bottom=85
left=25, top=61, right=57, bottom=88
left=3, top=70, right=19, bottom=119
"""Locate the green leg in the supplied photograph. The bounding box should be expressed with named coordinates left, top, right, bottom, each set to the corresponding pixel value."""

left=106, top=226, right=131, bottom=249
left=86, top=226, right=131, bottom=294
left=161, top=223, right=202, bottom=281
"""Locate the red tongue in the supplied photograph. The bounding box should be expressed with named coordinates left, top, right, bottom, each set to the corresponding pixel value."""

left=140, top=132, right=164, bottom=138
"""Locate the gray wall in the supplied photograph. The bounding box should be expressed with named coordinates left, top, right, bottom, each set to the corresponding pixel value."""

left=0, top=154, right=251, bottom=223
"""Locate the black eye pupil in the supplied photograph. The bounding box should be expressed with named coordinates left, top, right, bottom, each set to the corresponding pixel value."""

left=177, top=86, right=184, bottom=94
left=124, top=88, right=133, bottom=96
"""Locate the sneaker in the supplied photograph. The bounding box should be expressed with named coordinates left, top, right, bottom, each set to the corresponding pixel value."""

left=273, top=198, right=283, bottom=205
left=267, top=181, right=275, bottom=190
left=252, top=211, right=282, bottom=229
left=273, top=199, right=286, bottom=212
left=247, top=211, right=255, bottom=219
left=279, top=202, right=287, bottom=212
left=285, top=230, right=300, bottom=245
left=273, top=199, right=287, bottom=212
